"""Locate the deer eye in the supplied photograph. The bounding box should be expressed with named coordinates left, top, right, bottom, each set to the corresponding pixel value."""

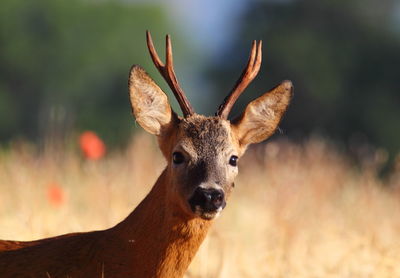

left=172, top=152, right=185, bottom=164
left=229, top=155, right=238, bottom=166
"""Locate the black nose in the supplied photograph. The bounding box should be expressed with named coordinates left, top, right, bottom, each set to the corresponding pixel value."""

left=189, top=188, right=226, bottom=212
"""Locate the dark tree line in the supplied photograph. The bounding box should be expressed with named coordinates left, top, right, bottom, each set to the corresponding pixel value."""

left=0, top=0, right=178, bottom=145
left=206, top=0, right=400, bottom=160
left=1, top=0, right=399, bottom=162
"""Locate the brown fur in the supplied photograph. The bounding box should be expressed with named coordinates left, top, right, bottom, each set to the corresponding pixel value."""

left=0, top=58, right=292, bottom=277
left=0, top=170, right=212, bottom=277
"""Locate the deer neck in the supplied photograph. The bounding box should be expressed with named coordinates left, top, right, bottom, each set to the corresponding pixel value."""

left=111, top=169, right=213, bottom=278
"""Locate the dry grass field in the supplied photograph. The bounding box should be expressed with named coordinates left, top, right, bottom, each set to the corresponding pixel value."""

left=0, top=133, right=400, bottom=277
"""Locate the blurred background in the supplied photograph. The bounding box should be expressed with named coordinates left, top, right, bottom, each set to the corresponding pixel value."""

left=1, top=0, right=399, bottom=165
left=1, top=1, right=400, bottom=276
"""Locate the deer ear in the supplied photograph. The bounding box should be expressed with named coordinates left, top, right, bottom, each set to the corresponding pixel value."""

left=232, top=80, right=293, bottom=147
left=129, top=65, right=177, bottom=135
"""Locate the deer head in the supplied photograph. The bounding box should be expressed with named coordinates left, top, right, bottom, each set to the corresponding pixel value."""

left=129, top=31, right=292, bottom=221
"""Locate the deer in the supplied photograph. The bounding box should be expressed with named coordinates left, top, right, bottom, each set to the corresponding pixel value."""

left=0, top=31, right=292, bottom=278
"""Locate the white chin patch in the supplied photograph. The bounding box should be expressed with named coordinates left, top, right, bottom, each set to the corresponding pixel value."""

left=195, top=206, right=223, bottom=220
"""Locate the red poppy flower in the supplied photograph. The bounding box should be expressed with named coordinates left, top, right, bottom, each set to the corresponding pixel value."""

left=47, top=182, right=65, bottom=207
left=79, top=131, right=106, bottom=160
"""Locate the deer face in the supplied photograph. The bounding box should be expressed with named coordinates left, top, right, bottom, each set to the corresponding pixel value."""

left=128, top=32, right=292, bottom=220
left=129, top=66, right=292, bottom=220
left=167, top=116, right=239, bottom=220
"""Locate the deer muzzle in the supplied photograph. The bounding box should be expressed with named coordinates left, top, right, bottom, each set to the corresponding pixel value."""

left=188, top=187, right=226, bottom=220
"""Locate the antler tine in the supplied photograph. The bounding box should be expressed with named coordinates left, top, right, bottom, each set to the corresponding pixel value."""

left=146, top=31, right=194, bottom=117
left=165, top=34, right=173, bottom=69
left=146, top=31, right=164, bottom=69
left=216, top=40, right=263, bottom=119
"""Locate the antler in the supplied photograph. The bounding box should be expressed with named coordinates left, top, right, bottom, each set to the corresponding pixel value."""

left=146, top=31, right=195, bottom=117
left=216, top=40, right=262, bottom=119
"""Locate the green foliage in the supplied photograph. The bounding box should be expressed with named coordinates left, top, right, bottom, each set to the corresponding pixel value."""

left=0, top=0, right=174, bottom=145
left=207, top=0, right=400, bottom=157
left=1, top=0, right=399, bottom=159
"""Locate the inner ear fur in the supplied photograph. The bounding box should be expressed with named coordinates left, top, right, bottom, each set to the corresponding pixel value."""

left=232, top=80, right=293, bottom=146
left=129, top=65, right=177, bottom=135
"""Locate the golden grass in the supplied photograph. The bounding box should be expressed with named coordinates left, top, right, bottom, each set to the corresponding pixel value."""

left=0, top=133, right=400, bottom=277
